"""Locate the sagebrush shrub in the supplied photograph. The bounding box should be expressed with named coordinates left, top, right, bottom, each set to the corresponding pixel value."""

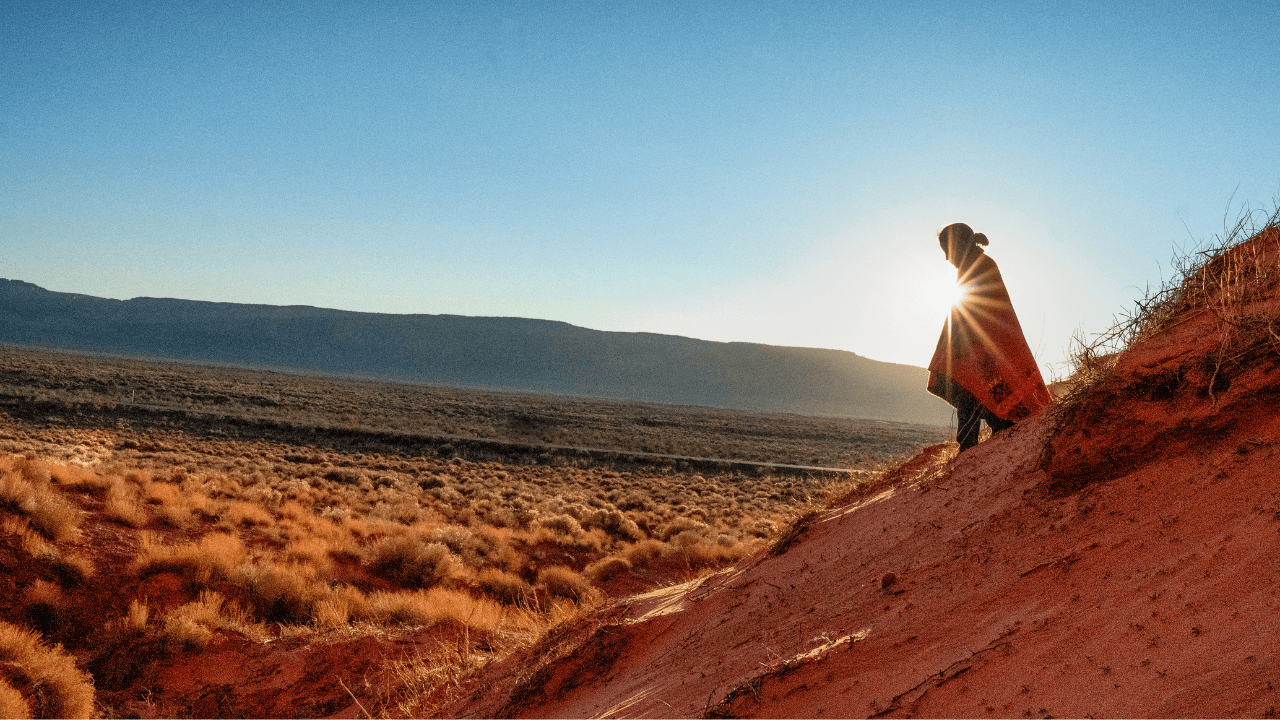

left=623, top=538, right=667, bottom=568
left=0, top=461, right=82, bottom=542
left=660, top=516, right=709, bottom=542
left=104, top=480, right=149, bottom=527
left=233, top=560, right=324, bottom=623
left=0, top=621, right=95, bottom=719
left=537, top=566, right=590, bottom=602
left=477, top=568, right=532, bottom=606
left=538, top=513, right=584, bottom=537
left=584, top=555, right=632, bottom=583
left=368, top=535, right=457, bottom=588
left=584, top=509, right=644, bottom=541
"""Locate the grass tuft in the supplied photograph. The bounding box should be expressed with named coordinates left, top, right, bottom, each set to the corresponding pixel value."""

left=104, top=479, right=149, bottom=527
left=367, top=534, right=458, bottom=588
left=0, top=679, right=27, bottom=720
left=233, top=561, right=324, bottom=624
left=477, top=568, right=533, bottom=606
left=0, top=621, right=95, bottom=719
left=0, top=457, right=83, bottom=542
left=163, top=591, right=229, bottom=651
left=537, top=566, right=591, bottom=603
left=1060, top=201, right=1280, bottom=405
left=134, top=531, right=245, bottom=582
left=584, top=555, right=632, bottom=583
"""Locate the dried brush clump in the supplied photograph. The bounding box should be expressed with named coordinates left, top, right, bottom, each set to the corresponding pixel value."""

left=233, top=560, right=327, bottom=624
left=103, top=480, right=149, bottom=527
left=0, top=457, right=83, bottom=543
left=134, top=530, right=246, bottom=583
left=477, top=568, right=533, bottom=606
left=583, top=555, right=632, bottom=583
left=162, top=591, right=245, bottom=651
left=622, top=538, right=666, bottom=569
left=1061, top=202, right=1280, bottom=406
left=0, top=621, right=95, bottom=719
left=366, top=534, right=459, bottom=588
left=2, top=515, right=95, bottom=586
left=536, top=566, right=593, bottom=603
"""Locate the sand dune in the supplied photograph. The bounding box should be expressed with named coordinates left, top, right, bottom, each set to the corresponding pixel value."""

left=442, top=228, right=1280, bottom=718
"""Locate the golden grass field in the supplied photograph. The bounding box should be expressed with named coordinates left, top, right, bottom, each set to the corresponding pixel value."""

left=0, top=344, right=948, bottom=717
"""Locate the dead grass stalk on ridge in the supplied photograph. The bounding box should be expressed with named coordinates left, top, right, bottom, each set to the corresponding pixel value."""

left=1060, top=200, right=1280, bottom=407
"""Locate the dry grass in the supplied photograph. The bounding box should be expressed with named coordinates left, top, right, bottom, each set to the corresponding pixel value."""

left=0, top=347, right=948, bottom=717
left=0, top=678, right=27, bottom=720
left=2, top=514, right=94, bottom=585
left=162, top=591, right=227, bottom=650
left=622, top=538, right=666, bottom=569
left=390, top=637, right=494, bottom=718
left=0, top=621, right=95, bottom=719
left=104, top=480, right=149, bottom=527
left=1061, top=202, right=1280, bottom=405
left=387, top=592, right=586, bottom=717
left=820, top=445, right=957, bottom=509
left=126, top=599, right=150, bottom=632
left=584, top=555, right=632, bottom=583
left=134, top=530, right=245, bottom=582
left=0, top=435, right=810, bottom=652
left=0, top=457, right=82, bottom=543
left=0, top=343, right=946, bottom=470
left=367, top=534, right=459, bottom=588
left=233, top=560, right=326, bottom=624
left=478, top=568, right=534, bottom=606
left=537, top=566, right=593, bottom=603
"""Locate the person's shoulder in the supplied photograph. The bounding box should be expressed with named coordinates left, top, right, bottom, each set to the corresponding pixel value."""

left=974, top=253, right=1002, bottom=274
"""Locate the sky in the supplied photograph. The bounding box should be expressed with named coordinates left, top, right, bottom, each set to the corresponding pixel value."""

left=3, top=1, right=1279, bottom=378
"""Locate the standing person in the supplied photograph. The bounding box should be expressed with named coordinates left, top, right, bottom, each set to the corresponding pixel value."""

left=927, top=223, right=1052, bottom=451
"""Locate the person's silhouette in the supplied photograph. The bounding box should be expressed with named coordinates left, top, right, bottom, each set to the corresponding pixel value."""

left=927, top=223, right=1052, bottom=451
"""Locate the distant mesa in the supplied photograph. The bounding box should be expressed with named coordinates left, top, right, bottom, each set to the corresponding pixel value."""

left=0, top=279, right=953, bottom=426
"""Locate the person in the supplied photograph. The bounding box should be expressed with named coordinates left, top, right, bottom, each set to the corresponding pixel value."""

left=927, top=223, right=1052, bottom=451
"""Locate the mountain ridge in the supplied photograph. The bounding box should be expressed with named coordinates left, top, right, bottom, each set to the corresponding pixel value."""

left=0, top=278, right=952, bottom=425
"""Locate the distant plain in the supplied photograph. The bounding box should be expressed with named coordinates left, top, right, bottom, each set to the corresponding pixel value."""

left=0, top=344, right=949, bottom=471
left=0, top=342, right=950, bottom=715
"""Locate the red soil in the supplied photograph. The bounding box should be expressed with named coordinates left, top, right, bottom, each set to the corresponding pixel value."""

left=99, top=630, right=429, bottom=718
left=443, top=230, right=1280, bottom=718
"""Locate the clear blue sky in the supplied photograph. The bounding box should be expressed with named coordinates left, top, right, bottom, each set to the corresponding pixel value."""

left=4, top=1, right=1278, bottom=375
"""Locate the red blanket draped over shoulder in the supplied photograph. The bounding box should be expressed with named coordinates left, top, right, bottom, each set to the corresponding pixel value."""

left=927, top=253, right=1052, bottom=421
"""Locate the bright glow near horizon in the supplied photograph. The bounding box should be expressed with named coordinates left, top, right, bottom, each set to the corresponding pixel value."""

left=3, top=2, right=1279, bottom=380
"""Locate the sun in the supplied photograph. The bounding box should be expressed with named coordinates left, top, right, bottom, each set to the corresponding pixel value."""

left=915, top=263, right=970, bottom=318
left=944, top=280, right=969, bottom=309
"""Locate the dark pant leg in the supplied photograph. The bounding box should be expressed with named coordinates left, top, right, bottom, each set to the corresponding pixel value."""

left=955, top=390, right=982, bottom=451
left=984, top=412, right=1015, bottom=435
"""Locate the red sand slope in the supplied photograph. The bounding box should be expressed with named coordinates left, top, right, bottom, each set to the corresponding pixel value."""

left=444, top=230, right=1280, bottom=718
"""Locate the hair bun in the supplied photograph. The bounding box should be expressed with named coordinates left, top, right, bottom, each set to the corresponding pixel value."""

left=972, top=232, right=989, bottom=246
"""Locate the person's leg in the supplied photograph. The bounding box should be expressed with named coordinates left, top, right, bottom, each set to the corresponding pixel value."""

left=955, top=391, right=982, bottom=451
left=984, top=411, right=1015, bottom=436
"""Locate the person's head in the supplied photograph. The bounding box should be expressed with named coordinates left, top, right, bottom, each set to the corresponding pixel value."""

left=938, top=222, right=988, bottom=267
